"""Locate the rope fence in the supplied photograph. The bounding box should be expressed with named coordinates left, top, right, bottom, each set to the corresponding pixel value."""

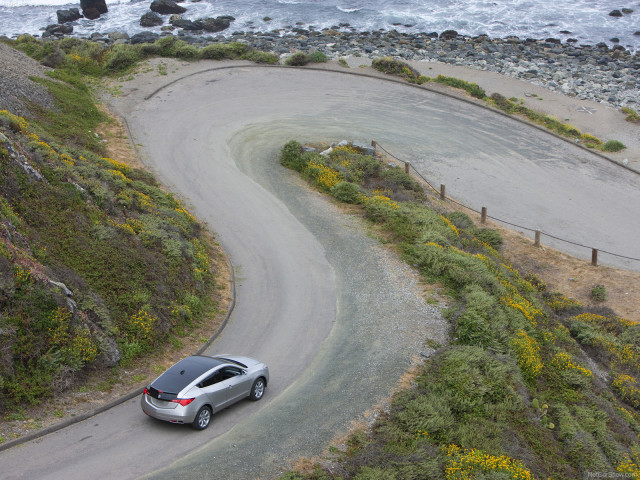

left=371, top=140, right=640, bottom=268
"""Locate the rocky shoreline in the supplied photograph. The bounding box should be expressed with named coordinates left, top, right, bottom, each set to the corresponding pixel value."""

left=4, top=21, right=640, bottom=110
left=29, top=23, right=640, bottom=109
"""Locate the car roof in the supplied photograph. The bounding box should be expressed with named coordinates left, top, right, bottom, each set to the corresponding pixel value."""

left=152, top=355, right=224, bottom=393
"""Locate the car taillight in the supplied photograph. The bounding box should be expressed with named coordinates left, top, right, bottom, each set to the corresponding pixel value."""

left=171, top=398, right=195, bottom=407
left=143, top=387, right=149, bottom=395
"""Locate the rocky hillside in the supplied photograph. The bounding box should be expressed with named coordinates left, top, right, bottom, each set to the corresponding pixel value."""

left=0, top=43, right=217, bottom=411
left=0, top=43, right=55, bottom=118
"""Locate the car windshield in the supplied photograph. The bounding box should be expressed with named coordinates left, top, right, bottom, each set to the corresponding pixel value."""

left=152, top=356, right=224, bottom=393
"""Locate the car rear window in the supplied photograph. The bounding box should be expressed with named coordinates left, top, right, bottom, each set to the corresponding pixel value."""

left=152, top=356, right=224, bottom=392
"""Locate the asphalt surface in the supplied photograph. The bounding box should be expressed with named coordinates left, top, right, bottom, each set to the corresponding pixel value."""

left=2, top=62, right=639, bottom=480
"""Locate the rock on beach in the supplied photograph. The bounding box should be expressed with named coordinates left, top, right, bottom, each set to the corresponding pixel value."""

left=150, top=0, right=187, bottom=15
left=80, top=0, right=107, bottom=20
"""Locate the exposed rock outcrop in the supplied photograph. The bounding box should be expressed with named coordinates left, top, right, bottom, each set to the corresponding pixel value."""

left=140, top=11, right=163, bottom=27
left=150, top=0, right=186, bottom=15
left=80, top=0, right=108, bottom=20
left=56, top=8, right=82, bottom=24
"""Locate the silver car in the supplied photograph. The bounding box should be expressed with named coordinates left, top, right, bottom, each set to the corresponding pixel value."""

left=141, top=354, right=269, bottom=430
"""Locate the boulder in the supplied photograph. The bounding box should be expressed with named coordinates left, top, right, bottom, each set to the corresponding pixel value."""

left=108, top=31, right=130, bottom=41
left=80, top=0, right=107, bottom=20
left=56, top=8, right=82, bottom=24
left=140, top=11, right=163, bottom=27
left=608, top=9, right=623, bottom=17
left=150, top=0, right=186, bottom=15
left=42, top=24, right=73, bottom=37
left=194, top=16, right=234, bottom=33
left=96, top=334, right=120, bottom=367
left=130, top=31, right=160, bottom=44
left=170, top=16, right=199, bottom=30
left=440, top=29, right=458, bottom=40
left=352, top=141, right=375, bottom=156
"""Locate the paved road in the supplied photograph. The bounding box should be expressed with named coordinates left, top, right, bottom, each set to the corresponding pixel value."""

left=2, top=64, right=638, bottom=480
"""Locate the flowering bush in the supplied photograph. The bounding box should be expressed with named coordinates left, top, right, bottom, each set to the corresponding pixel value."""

left=612, top=374, right=640, bottom=408
left=511, top=330, right=543, bottom=382
left=48, top=307, right=99, bottom=369
left=550, top=352, right=593, bottom=387
left=305, top=160, right=343, bottom=191
left=124, top=309, right=157, bottom=344
left=543, top=292, right=582, bottom=314
left=442, top=444, right=534, bottom=480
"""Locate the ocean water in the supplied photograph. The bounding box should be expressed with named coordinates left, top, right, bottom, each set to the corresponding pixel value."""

left=0, top=0, right=638, bottom=51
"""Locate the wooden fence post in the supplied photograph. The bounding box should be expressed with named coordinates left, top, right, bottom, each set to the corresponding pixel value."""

left=440, top=184, right=446, bottom=200
left=534, top=230, right=541, bottom=247
left=371, top=140, right=377, bottom=149
left=592, top=249, right=598, bottom=266
left=481, top=207, right=487, bottom=224
left=404, top=162, right=410, bottom=174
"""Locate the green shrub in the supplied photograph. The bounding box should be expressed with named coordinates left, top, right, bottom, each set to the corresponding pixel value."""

left=345, top=154, right=382, bottom=179
left=392, top=346, right=522, bottom=449
left=418, top=230, right=451, bottom=247
left=154, top=36, right=181, bottom=56
left=434, top=75, right=486, bottom=99
left=543, top=291, right=582, bottom=315
left=524, top=272, right=547, bottom=292
left=8, top=34, right=48, bottom=60
left=454, top=286, right=510, bottom=351
left=404, top=243, right=498, bottom=292
left=103, top=44, right=143, bottom=74
left=472, top=227, right=503, bottom=250
left=173, top=43, right=200, bottom=60
left=279, top=140, right=305, bottom=171
left=447, top=211, right=474, bottom=230
left=591, top=284, right=607, bottom=302
left=622, top=107, right=640, bottom=123
left=285, top=52, right=312, bottom=66
left=201, top=42, right=242, bottom=60
left=380, top=168, right=415, bottom=190
left=309, top=51, right=328, bottom=63
left=371, top=56, right=427, bottom=84
left=243, top=50, right=278, bottom=64
left=330, top=181, right=361, bottom=203
left=600, top=140, right=626, bottom=152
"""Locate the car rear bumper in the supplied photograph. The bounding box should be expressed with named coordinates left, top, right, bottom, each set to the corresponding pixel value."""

left=140, top=394, right=197, bottom=424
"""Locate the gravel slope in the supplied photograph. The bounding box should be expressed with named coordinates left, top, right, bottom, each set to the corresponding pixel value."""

left=0, top=43, right=55, bottom=117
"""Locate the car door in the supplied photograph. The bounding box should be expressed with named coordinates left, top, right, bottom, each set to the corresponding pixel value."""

left=198, top=370, right=229, bottom=409
left=219, top=366, right=252, bottom=405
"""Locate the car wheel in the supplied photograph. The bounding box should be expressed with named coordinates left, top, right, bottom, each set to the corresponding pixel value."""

left=249, top=377, right=266, bottom=401
left=192, top=406, right=212, bottom=430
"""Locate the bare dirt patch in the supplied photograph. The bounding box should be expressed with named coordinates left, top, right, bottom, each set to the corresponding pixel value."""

left=498, top=226, right=640, bottom=322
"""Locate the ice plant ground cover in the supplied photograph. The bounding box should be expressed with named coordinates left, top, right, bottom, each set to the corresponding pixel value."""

left=278, top=140, right=640, bottom=480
